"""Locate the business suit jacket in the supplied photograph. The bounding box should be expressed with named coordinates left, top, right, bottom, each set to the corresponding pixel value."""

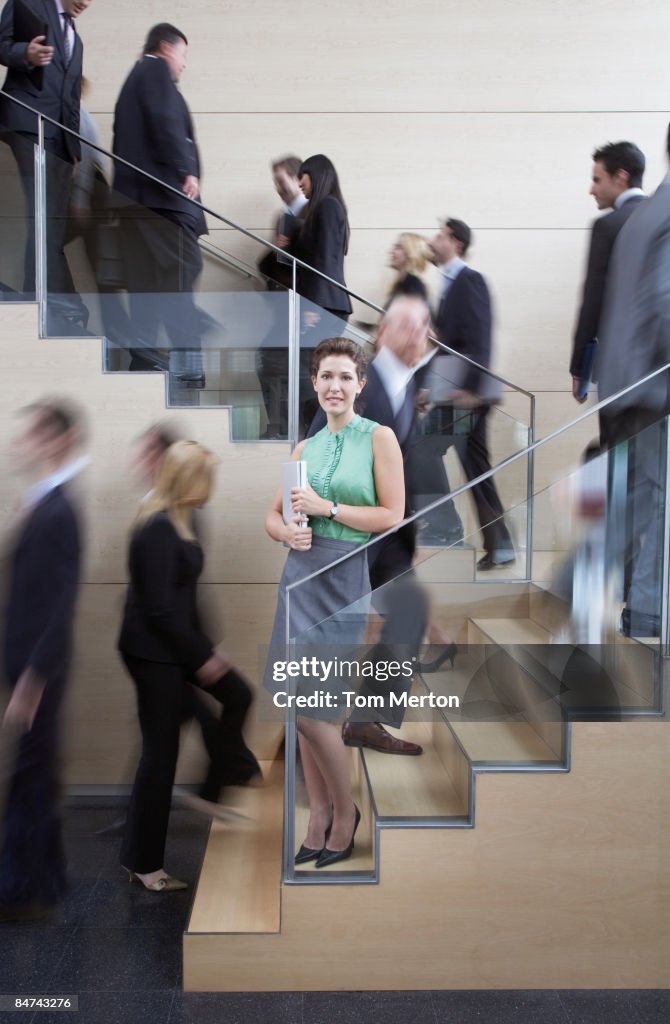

left=433, top=265, right=492, bottom=393
left=113, top=55, right=206, bottom=235
left=258, top=206, right=307, bottom=290
left=570, top=194, right=647, bottom=378
left=597, top=175, right=670, bottom=418
left=118, top=512, right=213, bottom=675
left=387, top=272, right=428, bottom=305
left=294, top=195, right=352, bottom=314
left=3, top=484, right=81, bottom=684
left=0, top=0, right=83, bottom=160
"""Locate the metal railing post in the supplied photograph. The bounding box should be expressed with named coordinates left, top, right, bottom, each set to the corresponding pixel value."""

left=287, top=258, right=301, bottom=450
left=660, top=413, right=670, bottom=657
left=525, top=392, right=535, bottom=582
left=282, top=590, right=298, bottom=882
left=34, top=115, right=47, bottom=336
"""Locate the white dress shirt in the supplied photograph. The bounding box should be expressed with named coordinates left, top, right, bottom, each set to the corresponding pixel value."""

left=436, top=256, right=466, bottom=307
left=614, top=187, right=645, bottom=209
left=22, top=456, right=90, bottom=513
left=286, top=193, right=308, bottom=216
left=373, top=345, right=416, bottom=415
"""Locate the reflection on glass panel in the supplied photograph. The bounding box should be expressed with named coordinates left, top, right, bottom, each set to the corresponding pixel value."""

left=409, top=450, right=530, bottom=587
left=41, top=146, right=295, bottom=429
left=284, top=401, right=665, bottom=763
left=269, top=379, right=666, bottom=881
left=410, top=405, right=529, bottom=553
left=540, top=418, right=667, bottom=649
left=36, top=138, right=535, bottom=439
left=0, top=131, right=37, bottom=301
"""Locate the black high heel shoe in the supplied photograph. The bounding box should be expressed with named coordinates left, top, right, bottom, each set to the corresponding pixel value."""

left=295, top=818, right=332, bottom=865
left=315, top=805, right=361, bottom=869
left=295, top=843, right=322, bottom=865
left=416, top=642, right=458, bottom=673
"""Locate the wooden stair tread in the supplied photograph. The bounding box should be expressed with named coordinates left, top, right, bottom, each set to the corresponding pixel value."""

left=449, top=720, right=559, bottom=763
left=187, top=760, right=283, bottom=935
left=414, top=545, right=476, bottom=583
left=516, top=594, right=660, bottom=708
left=472, top=617, right=552, bottom=645
left=418, top=645, right=562, bottom=763
left=363, top=721, right=468, bottom=819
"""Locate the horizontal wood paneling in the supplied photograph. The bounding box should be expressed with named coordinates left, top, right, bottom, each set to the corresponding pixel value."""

left=93, top=111, right=669, bottom=231
left=80, top=2, right=670, bottom=114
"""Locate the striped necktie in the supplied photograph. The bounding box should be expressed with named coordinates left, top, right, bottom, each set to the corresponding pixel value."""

left=61, top=12, right=74, bottom=65
left=395, top=377, right=416, bottom=446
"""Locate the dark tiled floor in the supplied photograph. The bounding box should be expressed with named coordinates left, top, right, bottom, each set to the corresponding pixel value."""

left=0, top=805, right=667, bottom=1024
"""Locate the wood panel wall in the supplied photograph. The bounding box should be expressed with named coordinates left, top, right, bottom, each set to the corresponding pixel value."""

left=78, top=0, right=670, bottom=415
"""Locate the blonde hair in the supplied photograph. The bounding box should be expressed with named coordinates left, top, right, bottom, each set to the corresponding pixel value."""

left=135, top=440, right=218, bottom=540
left=394, top=233, right=430, bottom=277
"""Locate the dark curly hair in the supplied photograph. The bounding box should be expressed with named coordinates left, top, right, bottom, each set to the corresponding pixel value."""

left=311, top=337, right=366, bottom=379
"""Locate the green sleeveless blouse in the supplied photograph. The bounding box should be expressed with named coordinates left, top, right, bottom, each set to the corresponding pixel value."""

left=303, top=415, right=378, bottom=543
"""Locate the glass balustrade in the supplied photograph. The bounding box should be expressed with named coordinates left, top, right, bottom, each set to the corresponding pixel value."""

left=3, top=96, right=669, bottom=894
left=0, top=104, right=533, bottom=450
left=274, top=379, right=668, bottom=879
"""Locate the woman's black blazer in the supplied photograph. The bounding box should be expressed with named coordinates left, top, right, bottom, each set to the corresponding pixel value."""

left=294, top=195, right=352, bottom=314
left=118, top=512, right=212, bottom=673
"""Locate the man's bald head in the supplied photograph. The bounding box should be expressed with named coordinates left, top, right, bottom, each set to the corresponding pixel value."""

left=377, top=295, right=431, bottom=367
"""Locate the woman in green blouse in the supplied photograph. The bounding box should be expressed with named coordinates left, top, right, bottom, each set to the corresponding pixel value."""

left=265, top=337, right=404, bottom=868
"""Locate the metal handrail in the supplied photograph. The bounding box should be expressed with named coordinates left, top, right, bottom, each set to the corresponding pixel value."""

left=0, top=89, right=533, bottom=403
left=285, top=363, right=670, bottom=594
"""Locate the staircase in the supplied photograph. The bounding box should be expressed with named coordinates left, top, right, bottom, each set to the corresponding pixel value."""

left=183, top=557, right=667, bottom=990
left=1, top=108, right=668, bottom=992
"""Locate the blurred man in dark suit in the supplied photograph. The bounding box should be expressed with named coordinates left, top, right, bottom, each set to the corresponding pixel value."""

left=113, top=22, right=206, bottom=388
left=0, top=0, right=94, bottom=330
left=0, top=398, right=86, bottom=920
left=430, top=217, right=514, bottom=571
left=595, top=126, right=670, bottom=637
left=256, top=155, right=307, bottom=438
left=258, top=155, right=307, bottom=290
left=570, top=141, right=646, bottom=406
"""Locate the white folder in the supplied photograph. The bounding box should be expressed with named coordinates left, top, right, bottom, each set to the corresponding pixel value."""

left=282, top=460, right=307, bottom=525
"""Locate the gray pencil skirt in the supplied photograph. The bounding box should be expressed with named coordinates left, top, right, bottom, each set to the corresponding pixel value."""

left=264, top=536, right=370, bottom=714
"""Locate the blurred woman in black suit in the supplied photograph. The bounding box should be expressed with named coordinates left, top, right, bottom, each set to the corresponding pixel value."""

left=118, top=441, right=257, bottom=891
left=277, top=154, right=352, bottom=433
left=292, top=153, right=352, bottom=319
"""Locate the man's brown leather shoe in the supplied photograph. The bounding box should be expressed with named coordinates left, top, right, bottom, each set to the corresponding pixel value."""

left=341, top=720, right=423, bottom=755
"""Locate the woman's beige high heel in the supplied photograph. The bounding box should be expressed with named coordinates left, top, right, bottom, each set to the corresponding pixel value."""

left=123, top=867, right=188, bottom=892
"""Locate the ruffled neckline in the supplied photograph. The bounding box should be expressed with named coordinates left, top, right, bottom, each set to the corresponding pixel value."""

left=324, top=414, right=360, bottom=436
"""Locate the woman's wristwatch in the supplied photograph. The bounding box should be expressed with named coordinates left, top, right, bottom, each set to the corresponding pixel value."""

left=328, top=502, right=339, bottom=520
